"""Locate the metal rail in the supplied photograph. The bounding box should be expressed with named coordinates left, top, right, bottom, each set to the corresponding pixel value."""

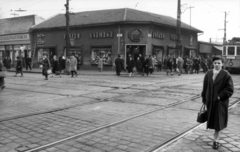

left=148, top=99, right=240, bottom=152
left=24, top=95, right=200, bottom=152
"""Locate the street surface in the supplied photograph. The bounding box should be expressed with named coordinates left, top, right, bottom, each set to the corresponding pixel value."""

left=0, top=71, right=240, bottom=152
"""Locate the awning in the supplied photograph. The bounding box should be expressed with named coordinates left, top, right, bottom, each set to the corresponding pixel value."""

left=213, top=46, right=223, bottom=51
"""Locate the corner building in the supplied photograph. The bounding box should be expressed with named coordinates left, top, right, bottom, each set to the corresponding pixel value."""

left=30, top=8, right=202, bottom=70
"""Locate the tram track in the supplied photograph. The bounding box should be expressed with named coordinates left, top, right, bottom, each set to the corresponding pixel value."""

left=22, top=94, right=201, bottom=152
left=148, top=99, right=240, bottom=152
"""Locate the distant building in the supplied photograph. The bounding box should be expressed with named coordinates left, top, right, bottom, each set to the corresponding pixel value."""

left=30, top=8, right=202, bottom=70
left=0, top=15, right=44, bottom=63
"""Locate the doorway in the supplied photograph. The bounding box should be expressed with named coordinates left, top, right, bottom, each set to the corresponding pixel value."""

left=126, top=45, right=146, bottom=62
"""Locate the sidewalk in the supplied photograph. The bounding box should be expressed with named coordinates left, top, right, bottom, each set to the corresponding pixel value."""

left=8, top=68, right=167, bottom=76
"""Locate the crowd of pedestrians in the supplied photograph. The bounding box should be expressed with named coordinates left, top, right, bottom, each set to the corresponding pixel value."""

left=112, top=54, right=215, bottom=77
left=40, top=54, right=78, bottom=80
left=0, top=53, right=215, bottom=80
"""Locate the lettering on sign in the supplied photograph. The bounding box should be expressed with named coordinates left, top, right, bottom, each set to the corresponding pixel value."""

left=36, top=33, right=45, bottom=45
left=151, top=31, right=164, bottom=39
left=64, top=33, right=81, bottom=39
left=170, top=34, right=177, bottom=40
left=170, top=34, right=182, bottom=41
left=0, top=34, right=29, bottom=42
left=90, top=31, right=114, bottom=39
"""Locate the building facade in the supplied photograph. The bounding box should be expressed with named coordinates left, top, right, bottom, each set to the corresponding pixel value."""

left=0, top=15, right=44, bottom=64
left=30, top=8, right=202, bottom=70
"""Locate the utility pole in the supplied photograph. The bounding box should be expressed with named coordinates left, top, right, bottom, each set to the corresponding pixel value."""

left=65, top=0, right=70, bottom=56
left=223, top=11, right=227, bottom=44
left=176, top=0, right=181, bottom=57
left=187, top=5, right=194, bottom=27
left=219, top=12, right=228, bottom=44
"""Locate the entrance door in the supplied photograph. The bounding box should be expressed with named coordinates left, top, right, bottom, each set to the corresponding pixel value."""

left=126, top=45, right=146, bottom=61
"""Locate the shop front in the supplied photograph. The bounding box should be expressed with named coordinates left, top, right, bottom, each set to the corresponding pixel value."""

left=30, top=8, right=202, bottom=70
left=0, top=33, right=32, bottom=67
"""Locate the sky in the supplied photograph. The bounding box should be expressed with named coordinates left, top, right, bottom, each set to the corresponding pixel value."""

left=0, top=0, right=240, bottom=43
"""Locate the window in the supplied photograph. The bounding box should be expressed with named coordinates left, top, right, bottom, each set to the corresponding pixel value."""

left=237, top=47, right=240, bottom=55
left=37, top=48, right=49, bottom=62
left=91, top=47, right=112, bottom=65
left=227, top=46, right=235, bottom=55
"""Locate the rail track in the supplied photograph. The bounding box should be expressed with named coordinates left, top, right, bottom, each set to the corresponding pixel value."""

left=18, top=94, right=200, bottom=152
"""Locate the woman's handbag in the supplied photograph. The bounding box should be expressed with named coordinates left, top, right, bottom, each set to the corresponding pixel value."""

left=0, top=71, right=6, bottom=78
left=197, top=104, right=207, bottom=123
left=47, top=69, right=52, bottom=74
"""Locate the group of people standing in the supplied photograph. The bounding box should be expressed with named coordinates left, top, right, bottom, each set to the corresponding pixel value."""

left=41, top=54, right=78, bottom=80
left=163, top=55, right=204, bottom=76
left=114, top=54, right=163, bottom=77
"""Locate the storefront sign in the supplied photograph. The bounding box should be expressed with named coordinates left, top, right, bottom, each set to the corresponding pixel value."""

left=90, top=31, right=114, bottom=39
left=152, top=31, right=164, bottom=39
left=170, top=34, right=182, bottom=41
left=128, top=29, right=143, bottom=42
left=37, top=33, right=45, bottom=45
left=64, top=33, right=81, bottom=39
left=170, top=34, right=177, bottom=40
left=0, top=34, right=29, bottom=42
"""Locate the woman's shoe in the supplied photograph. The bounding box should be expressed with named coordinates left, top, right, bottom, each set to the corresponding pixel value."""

left=212, top=141, right=220, bottom=149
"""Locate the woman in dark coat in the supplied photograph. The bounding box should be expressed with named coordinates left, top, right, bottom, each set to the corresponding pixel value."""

left=201, top=56, right=234, bottom=149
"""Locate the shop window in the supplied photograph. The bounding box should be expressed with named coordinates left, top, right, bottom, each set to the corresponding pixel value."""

left=227, top=47, right=235, bottom=55
left=38, top=48, right=49, bottom=62
left=66, top=47, right=82, bottom=65
left=91, top=47, right=112, bottom=65
left=153, top=48, right=163, bottom=61
left=237, top=47, right=240, bottom=56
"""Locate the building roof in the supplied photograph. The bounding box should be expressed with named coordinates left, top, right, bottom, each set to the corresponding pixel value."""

left=0, top=15, right=44, bottom=35
left=31, top=8, right=202, bottom=32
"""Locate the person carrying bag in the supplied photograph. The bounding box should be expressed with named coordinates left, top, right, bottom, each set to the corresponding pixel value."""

left=197, top=104, right=207, bottom=123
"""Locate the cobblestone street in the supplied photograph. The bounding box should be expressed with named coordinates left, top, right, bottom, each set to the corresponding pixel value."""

left=0, top=71, right=239, bottom=152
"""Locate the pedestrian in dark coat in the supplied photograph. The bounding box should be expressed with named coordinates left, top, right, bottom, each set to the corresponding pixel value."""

left=201, top=56, right=234, bottom=149
left=166, top=57, right=173, bottom=76
left=142, top=56, right=149, bottom=76
left=14, top=56, right=23, bottom=77
left=25, top=55, right=32, bottom=70
left=0, top=59, right=5, bottom=89
left=115, top=54, right=123, bottom=76
left=51, top=55, right=60, bottom=77
left=128, top=56, right=135, bottom=77
left=136, top=57, right=142, bottom=74
left=41, top=55, right=51, bottom=80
